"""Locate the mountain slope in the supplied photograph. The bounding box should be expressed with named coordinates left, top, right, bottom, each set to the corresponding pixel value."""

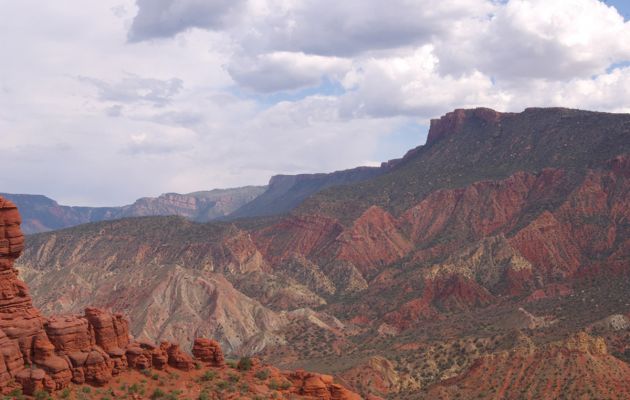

left=428, top=332, right=630, bottom=400
left=228, top=166, right=386, bottom=219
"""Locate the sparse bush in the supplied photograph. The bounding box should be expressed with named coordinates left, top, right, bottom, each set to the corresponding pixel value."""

left=33, top=391, right=50, bottom=400
left=255, top=369, right=270, bottom=380
left=216, top=380, right=229, bottom=390
left=201, top=370, right=217, bottom=381
left=238, top=356, right=253, bottom=371
left=150, top=388, right=166, bottom=399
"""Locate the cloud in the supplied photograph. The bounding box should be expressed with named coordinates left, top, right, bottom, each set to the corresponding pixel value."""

left=227, top=52, right=352, bottom=93
left=239, top=0, right=492, bottom=57
left=128, top=0, right=246, bottom=41
left=123, top=129, right=195, bottom=155
left=436, top=0, right=630, bottom=80
left=332, top=46, right=508, bottom=118
left=78, top=75, right=183, bottom=107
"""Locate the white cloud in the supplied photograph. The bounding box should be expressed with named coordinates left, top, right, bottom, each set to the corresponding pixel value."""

left=78, top=75, right=183, bottom=106
left=128, top=0, right=247, bottom=41
left=232, top=0, right=493, bottom=57
left=227, top=52, right=351, bottom=93
left=436, top=0, right=630, bottom=80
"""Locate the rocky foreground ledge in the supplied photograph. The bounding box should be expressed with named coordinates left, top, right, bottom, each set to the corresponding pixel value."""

left=0, top=196, right=361, bottom=399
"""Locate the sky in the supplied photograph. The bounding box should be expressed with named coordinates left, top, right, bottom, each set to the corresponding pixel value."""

left=1, top=0, right=629, bottom=206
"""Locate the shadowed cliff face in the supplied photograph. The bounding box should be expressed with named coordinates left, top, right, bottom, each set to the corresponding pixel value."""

left=13, top=108, right=630, bottom=399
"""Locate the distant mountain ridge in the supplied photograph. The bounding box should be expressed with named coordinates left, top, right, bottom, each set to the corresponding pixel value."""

left=1, top=187, right=266, bottom=234
left=5, top=149, right=416, bottom=233
left=227, top=166, right=385, bottom=219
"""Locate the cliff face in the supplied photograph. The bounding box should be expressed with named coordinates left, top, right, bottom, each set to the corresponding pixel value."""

left=0, top=196, right=136, bottom=394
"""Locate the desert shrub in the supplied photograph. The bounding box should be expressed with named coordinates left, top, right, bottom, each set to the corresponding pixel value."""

left=227, top=372, right=240, bottom=382
left=216, top=380, right=229, bottom=390
left=201, top=370, right=217, bottom=381
left=238, top=356, right=253, bottom=371
left=33, top=391, right=50, bottom=400
left=255, top=369, right=270, bottom=380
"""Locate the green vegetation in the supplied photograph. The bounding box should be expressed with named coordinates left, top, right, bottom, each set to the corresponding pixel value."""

left=237, top=356, right=253, bottom=371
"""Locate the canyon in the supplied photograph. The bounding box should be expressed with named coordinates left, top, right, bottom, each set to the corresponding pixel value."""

left=12, top=107, right=630, bottom=399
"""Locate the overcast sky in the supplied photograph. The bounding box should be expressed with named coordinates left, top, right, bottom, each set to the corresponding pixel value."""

left=1, top=0, right=629, bottom=206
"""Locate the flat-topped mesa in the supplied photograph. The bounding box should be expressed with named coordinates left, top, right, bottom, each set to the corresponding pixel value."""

left=426, top=107, right=503, bottom=145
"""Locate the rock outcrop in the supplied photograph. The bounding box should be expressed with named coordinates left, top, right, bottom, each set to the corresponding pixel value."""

left=426, top=107, right=503, bottom=145
left=0, top=196, right=206, bottom=395
left=286, top=370, right=362, bottom=400
left=192, top=338, right=225, bottom=367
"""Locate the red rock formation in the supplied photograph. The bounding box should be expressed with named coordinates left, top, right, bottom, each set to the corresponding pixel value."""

left=164, top=342, right=195, bottom=371
left=192, top=338, right=225, bottom=367
left=0, top=197, right=42, bottom=390
left=253, top=214, right=343, bottom=263
left=31, top=335, right=73, bottom=390
left=426, top=108, right=502, bottom=145
left=124, top=342, right=149, bottom=370
left=0, top=329, right=24, bottom=389
left=83, top=307, right=129, bottom=354
left=286, top=370, right=362, bottom=400
left=336, top=206, right=412, bottom=277
left=400, top=169, right=567, bottom=248
left=383, top=298, right=436, bottom=331
left=0, top=197, right=372, bottom=399
left=510, top=162, right=629, bottom=279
